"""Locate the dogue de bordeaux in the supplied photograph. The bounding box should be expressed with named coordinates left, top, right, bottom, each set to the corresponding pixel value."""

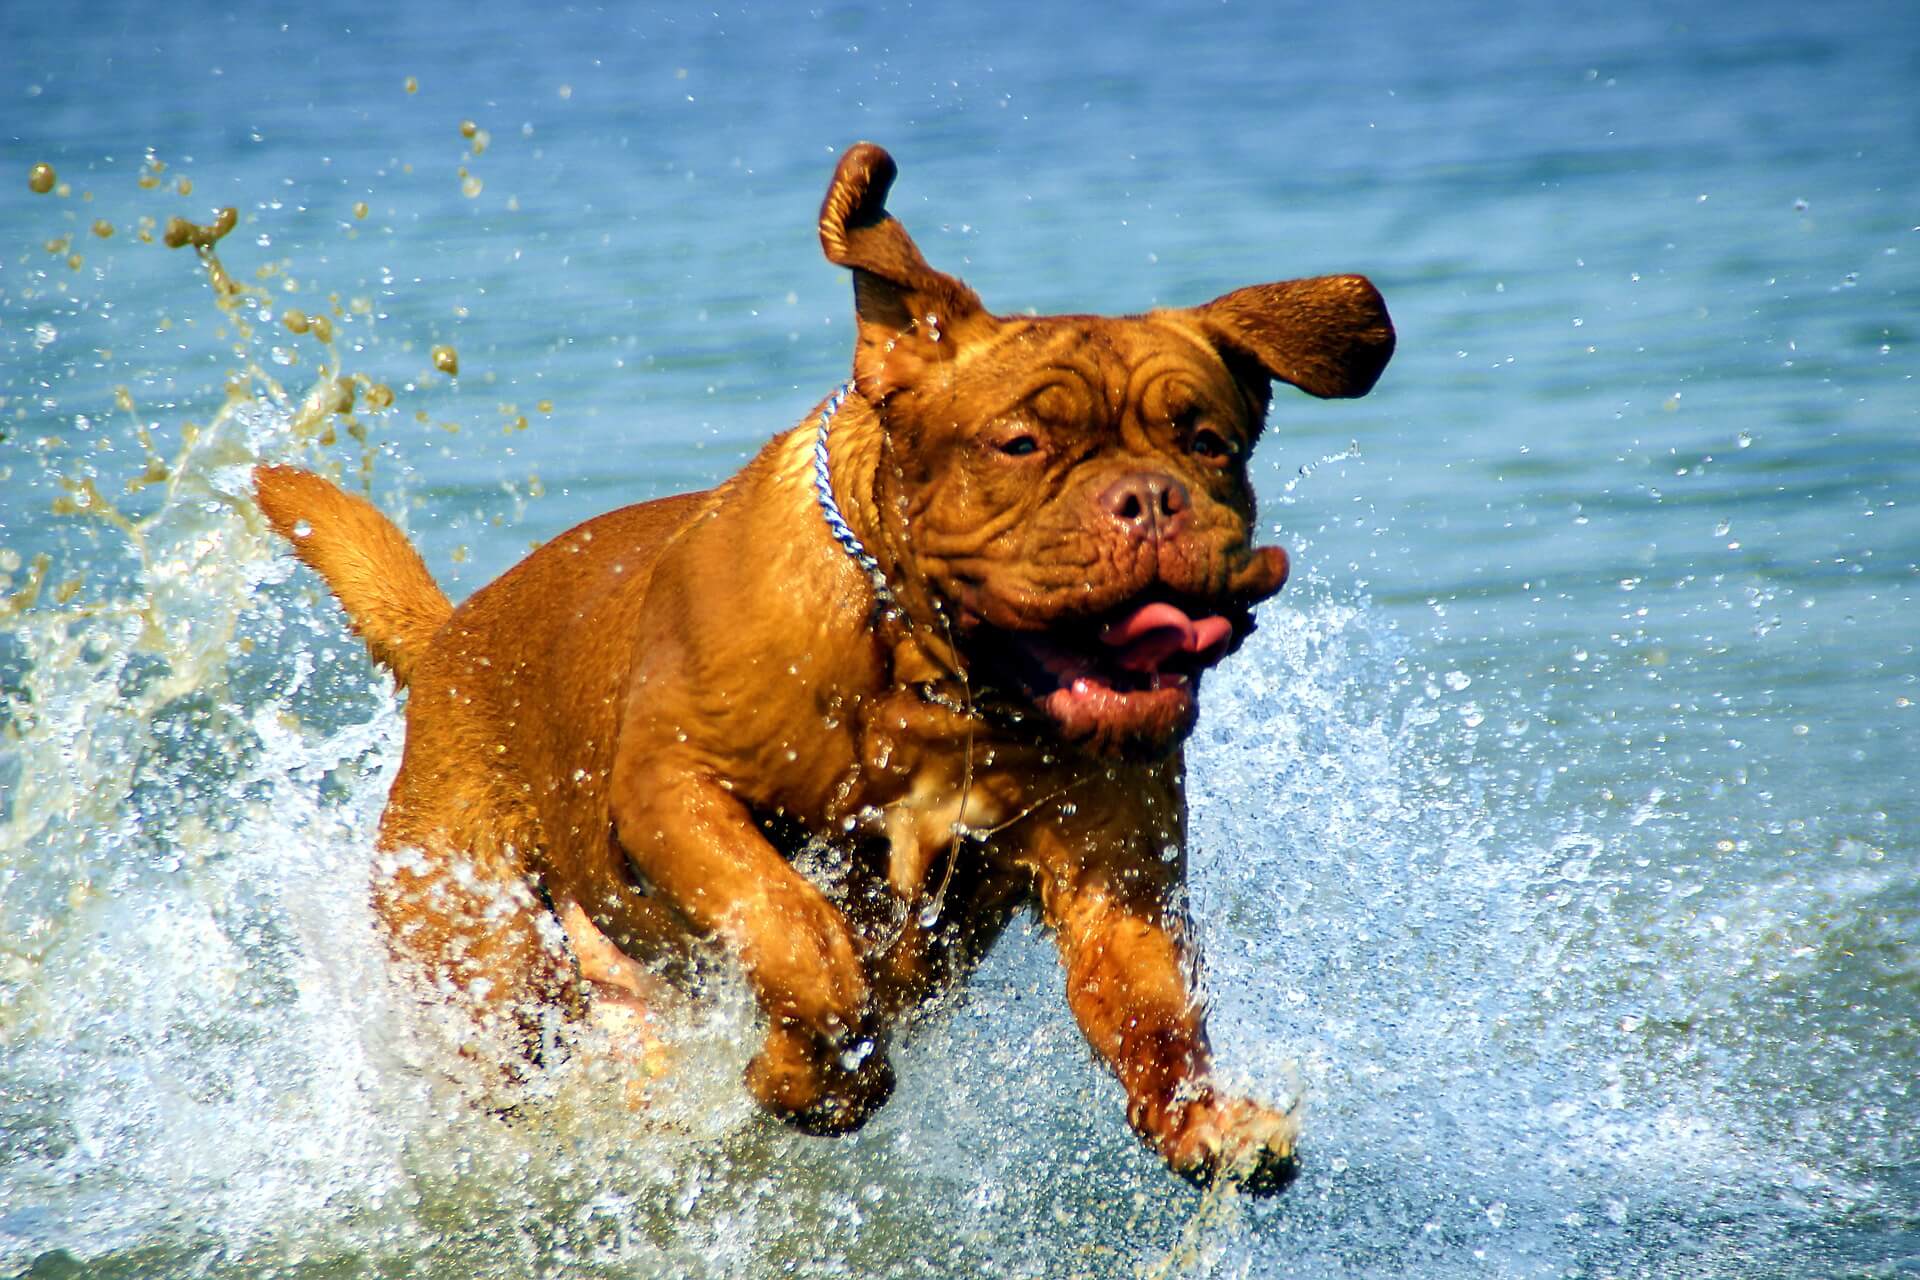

left=255, top=142, right=1393, bottom=1192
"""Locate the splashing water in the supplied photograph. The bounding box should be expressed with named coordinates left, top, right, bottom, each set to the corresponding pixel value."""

left=4, top=298, right=1907, bottom=1274
left=0, top=187, right=774, bottom=1265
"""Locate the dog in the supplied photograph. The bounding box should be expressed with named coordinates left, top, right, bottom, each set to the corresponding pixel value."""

left=254, top=142, right=1392, bottom=1191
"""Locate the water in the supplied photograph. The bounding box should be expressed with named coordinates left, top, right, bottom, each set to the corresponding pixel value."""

left=2, top=1, right=1916, bottom=1275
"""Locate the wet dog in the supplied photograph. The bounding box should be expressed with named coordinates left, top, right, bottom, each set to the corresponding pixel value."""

left=254, top=142, right=1392, bottom=1190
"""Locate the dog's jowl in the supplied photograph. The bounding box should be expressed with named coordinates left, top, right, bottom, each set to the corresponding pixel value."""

left=255, top=142, right=1393, bottom=1191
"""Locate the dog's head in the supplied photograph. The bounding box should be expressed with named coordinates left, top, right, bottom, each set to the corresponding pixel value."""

left=820, top=143, right=1393, bottom=757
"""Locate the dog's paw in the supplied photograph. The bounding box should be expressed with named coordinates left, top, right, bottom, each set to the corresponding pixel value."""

left=581, top=981, right=676, bottom=1106
left=745, top=1021, right=895, bottom=1135
left=1164, top=1095, right=1300, bottom=1195
left=556, top=899, right=678, bottom=1103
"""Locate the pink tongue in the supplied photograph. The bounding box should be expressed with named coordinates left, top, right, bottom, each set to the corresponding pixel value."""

left=1098, top=602, right=1235, bottom=673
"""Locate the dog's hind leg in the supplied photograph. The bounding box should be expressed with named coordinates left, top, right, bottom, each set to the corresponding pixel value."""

left=553, top=897, right=676, bottom=1097
left=372, top=741, right=579, bottom=1064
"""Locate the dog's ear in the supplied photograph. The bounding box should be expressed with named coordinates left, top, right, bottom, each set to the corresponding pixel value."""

left=1189, top=275, right=1395, bottom=405
left=820, top=143, right=991, bottom=400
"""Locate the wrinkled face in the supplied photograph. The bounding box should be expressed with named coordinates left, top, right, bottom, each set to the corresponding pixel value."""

left=817, top=144, right=1391, bottom=757
left=880, top=314, right=1291, bottom=756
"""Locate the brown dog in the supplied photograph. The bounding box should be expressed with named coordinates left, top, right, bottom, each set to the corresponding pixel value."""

left=254, top=142, right=1392, bottom=1190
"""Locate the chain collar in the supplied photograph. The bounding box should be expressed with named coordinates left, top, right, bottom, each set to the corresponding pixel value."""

left=810, top=380, right=894, bottom=607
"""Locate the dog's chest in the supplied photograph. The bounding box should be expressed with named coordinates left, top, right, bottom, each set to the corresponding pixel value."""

left=841, top=688, right=1075, bottom=899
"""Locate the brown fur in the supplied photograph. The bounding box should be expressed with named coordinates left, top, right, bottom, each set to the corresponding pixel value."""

left=255, top=466, right=450, bottom=685
left=256, top=142, right=1392, bottom=1190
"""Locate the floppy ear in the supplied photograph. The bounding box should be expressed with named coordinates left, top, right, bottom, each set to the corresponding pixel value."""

left=819, top=143, right=992, bottom=400
left=1191, top=275, right=1395, bottom=403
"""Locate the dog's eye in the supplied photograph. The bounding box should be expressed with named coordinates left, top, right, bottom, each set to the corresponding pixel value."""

left=996, top=434, right=1040, bottom=458
left=1189, top=427, right=1237, bottom=460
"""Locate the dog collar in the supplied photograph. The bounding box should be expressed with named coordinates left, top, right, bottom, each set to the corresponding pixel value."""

left=811, top=380, right=894, bottom=607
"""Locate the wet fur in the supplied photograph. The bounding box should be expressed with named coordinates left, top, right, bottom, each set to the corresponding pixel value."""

left=255, top=142, right=1392, bottom=1190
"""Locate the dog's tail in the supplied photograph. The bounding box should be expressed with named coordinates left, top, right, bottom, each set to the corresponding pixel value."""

left=253, top=464, right=451, bottom=689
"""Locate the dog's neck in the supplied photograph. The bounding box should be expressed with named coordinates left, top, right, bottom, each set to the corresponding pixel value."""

left=812, top=386, right=969, bottom=690
left=811, top=380, right=892, bottom=607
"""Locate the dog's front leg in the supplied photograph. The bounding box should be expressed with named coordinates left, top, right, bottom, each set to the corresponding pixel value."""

left=609, top=755, right=892, bottom=1133
left=1034, top=823, right=1298, bottom=1192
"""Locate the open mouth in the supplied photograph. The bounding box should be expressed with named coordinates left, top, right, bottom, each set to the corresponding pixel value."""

left=980, top=597, right=1249, bottom=750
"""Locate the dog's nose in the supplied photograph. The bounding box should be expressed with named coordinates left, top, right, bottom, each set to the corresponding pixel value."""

left=1100, top=472, right=1191, bottom=541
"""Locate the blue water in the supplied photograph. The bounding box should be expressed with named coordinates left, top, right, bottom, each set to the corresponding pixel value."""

left=2, top=2, right=1916, bottom=1276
